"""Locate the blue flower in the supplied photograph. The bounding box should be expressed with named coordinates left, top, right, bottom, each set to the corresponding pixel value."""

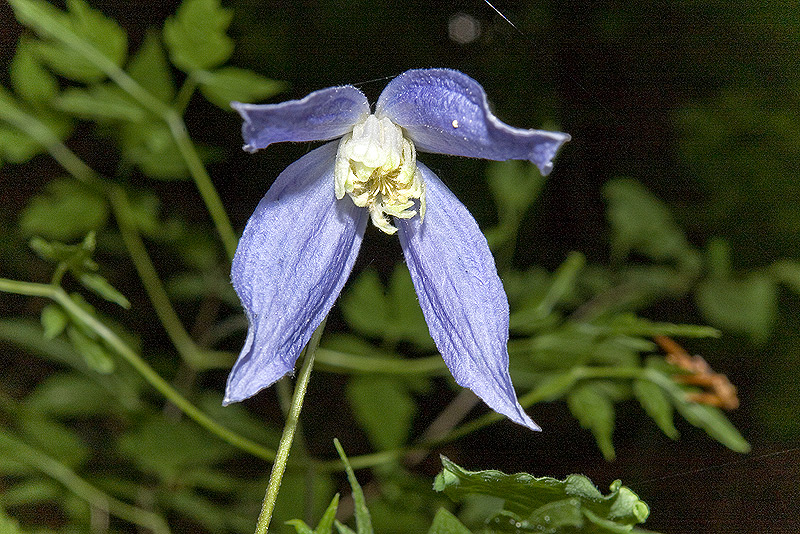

left=225, top=69, right=569, bottom=431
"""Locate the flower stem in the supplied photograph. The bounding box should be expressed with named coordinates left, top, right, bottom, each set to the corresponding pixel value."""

left=254, top=319, right=325, bottom=534
left=0, top=429, right=172, bottom=534
left=0, top=278, right=276, bottom=462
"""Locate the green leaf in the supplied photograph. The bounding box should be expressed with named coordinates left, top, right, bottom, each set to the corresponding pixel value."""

left=341, top=266, right=434, bottom=349
left=19, top=179, right=108, bottom=241
left=119, top=120, right=188, bottom=179
left=10, top=0, right=127, bottom=83
left=54, top=85, right=145, bottom=122
left=695, top=274, right=777, bottom=342
left=487, top=160, right=547, bottom=220
left=66, top=325, right=115, bottom=374
left=633, top=379, right=679, bottom=439
left=427, top=508, right=472, bottom=534
left=347, top=376, right=416, bottom=450
left=127, top=31, right=175, bottom=103
left=603, top=178, right=691, bottom=263
left=10, top=38, right=59, bottom=105
left=333, top=439, right=373, bottom=534
left=434, top=457, right=650, bottom=532
left=769, top=259, right=800, bottom=294
left=26, top=372, right=119, bottom=416
left=40, top=304, right=68, bottom=339
left=163, top=0, right=234, bottom=72
left=672, top=398, right=750, bottom=453
left=195, top=67, right=285, bottom=109
left=594, top=313, right=721, bottom=339
left=0, top=503, right=29, bottom=534
left=78, top=273, right=130, bottom=308
left=28, top=233, right=96, bottom=272
left=18, top=415, right=90, bottom=468
left=117, top=417, right=236, bottom=482
left=567, top=383, right=616, bottom=460
left=287, top=494, right=340, bottom=534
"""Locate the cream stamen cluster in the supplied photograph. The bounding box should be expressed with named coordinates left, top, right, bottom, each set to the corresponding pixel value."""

left=335, top=115, right=425, bottom=234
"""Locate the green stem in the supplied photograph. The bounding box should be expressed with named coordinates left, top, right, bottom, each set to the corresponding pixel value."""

left=0, top=278, right=276, bottom=462
left=0, top=429, right=171, bottom=534
left=254, top=319, right=325, bottom=534
left=108, top=186, right=229, bottom=370
left=163, top=111, right=238, bottom=260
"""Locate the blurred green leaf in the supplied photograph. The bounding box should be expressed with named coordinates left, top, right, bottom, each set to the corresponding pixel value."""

left=78, top=273, right=130, bottom=308
left=196, top=67, right=285, bottom=109
left=54, top=85, right=145, bottom=122
left=347, top=376, right=416, bottom=450
left=18, top=416, right=89, bottom=468
left=26, top=372, right=119, bottom=416
left=633, top=379, right=679, bottom=439
left=427, top=508, right=472, bottom=534
left=0, top=478, right=62, bottom=508
left=0, top=505, right=28, bottom=534
left=487, top=160, right=546, bottom=219
left=20, top=179, right=108, bottom=241
left=434, top=457, right=650, bottom=532
left=342, top=266, right=434, bottom=349
left=567, top=383, right=616, bottom=460
left=769, top=259, right=800, bottom=294
left=163, top=0, right=234, bottom=72
left=593, top=313, right=720, bottom=339
left=29, top=233, right=96, bottom=271
left=604, top=178, right=691, bottom=263
left=671, top=398, right=750, bottom=453
left=10, top=38, right=59, bottom=105
left=40, top=304, right=68, bottom=340
left=66, top=325, right=115, bottom=373
left=695, top=274, right=777, bottom=342
left=120, top=120, right=188, bottom=179
left=10, top=0, right=127, bottom=83
left=117, top=417, right=235, bottom=482
left=127, top=31, right=175, bottom=103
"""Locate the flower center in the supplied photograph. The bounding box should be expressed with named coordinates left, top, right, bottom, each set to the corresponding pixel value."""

left=335, top=115, right=425, bottom=234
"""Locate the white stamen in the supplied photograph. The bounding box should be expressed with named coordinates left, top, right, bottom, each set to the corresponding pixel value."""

left=335, top=115, right=425, bottom=234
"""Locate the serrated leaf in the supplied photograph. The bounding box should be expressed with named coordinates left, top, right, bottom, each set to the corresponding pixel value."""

left=54, top=85, right=145, bottom=122
left=427, top=508, right=472, bottom=534
left=604, top=178, right=691, bottom=263
left=127, top=31, right=175, bottom=103
left=695, top=274, right=777, bottom=342
left=10, top=38, right=59, bottom=105
left=567, top=383, right=616, bottom=460
left=40, top=304, right=68, bottom=339
left=347, top=376, right=415, bottom=450
left=10, top=0, right=127, bottom=83
left=66, top=325, right=115, bottom=374
left=163, top=0, right=234, bottom=72
left=196, top=66, right=285, bottom=109
left=333, top=439, right=373, bottom=534
left=78, top=273, right=130, bottom=308
left=633, top=379, right=679, bottom=439
left=434, top=457, right=649, bottom=532
left=20, top=179, right=108, bottom=241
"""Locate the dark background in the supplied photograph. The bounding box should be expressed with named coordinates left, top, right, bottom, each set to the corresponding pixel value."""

left=1, top=1, right=799, bottom=532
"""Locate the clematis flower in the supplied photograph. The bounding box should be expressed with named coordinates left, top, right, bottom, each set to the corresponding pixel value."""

left=225, top=68, right=569, bottom=431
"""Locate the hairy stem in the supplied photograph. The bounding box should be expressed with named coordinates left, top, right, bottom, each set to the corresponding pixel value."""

left=254, top=319, right=325, bottom=534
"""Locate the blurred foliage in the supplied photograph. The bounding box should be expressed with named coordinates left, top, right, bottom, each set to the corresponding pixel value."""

left=0, top=1, right=798, bottom=534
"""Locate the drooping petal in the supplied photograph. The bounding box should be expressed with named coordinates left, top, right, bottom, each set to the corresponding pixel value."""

left=225, top=142, right=368, bottom=404
left=376, top=69, right=570, bottom=176
left=396, top=163, right=539, bottom=430
left=232, top=86, right=370, bottom=152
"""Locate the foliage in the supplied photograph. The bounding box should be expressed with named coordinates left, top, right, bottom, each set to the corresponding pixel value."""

left=1, top=1, right=794, bottom=534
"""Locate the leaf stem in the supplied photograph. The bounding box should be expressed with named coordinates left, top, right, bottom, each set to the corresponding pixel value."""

left=0, top=429, right=172, bottom=534
left=254, top=319, right=325, bottom=534
left=0, top=278, right=276, bottom=462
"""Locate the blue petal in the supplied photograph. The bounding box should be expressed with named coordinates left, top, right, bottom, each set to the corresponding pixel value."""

left=396, top=163, right=540, bottom=430
left=225, top=142, right=368, bottom=404
left=232, top=86, right=370, bottom=152
left=376, top=69, right=570, bottom=176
